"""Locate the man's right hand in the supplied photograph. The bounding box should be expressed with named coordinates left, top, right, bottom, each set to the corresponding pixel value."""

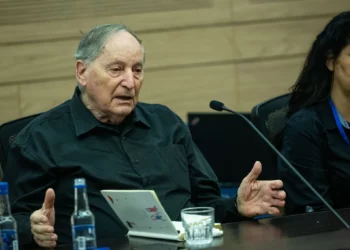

left=30, top=188, right=58, bottom=248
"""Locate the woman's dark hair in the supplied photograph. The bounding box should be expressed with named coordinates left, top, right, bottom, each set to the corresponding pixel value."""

left=272, top=11, right=350, bottom=150
left=288, top=11, right=350, bottom=117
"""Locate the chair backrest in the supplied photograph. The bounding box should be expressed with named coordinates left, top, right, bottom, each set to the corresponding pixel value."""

left=0, top=114, right=41, bottom=175
left=250, top=94, right=291, bottom=180
left=251, top=94, right=291, bottom=141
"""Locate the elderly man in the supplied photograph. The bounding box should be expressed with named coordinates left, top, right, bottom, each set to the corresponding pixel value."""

left=4, top=24, right=285, bottom=248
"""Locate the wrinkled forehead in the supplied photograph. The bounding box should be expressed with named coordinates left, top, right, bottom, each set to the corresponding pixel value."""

left=99, top=31, right=143, bottom=64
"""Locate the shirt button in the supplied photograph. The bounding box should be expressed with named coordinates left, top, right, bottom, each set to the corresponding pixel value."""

left=134, top=159, right=139, bottom=164
left=122, top=136, right=126, bottom=140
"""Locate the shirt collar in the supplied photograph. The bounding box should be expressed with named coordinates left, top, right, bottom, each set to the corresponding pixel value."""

left=69, top=87, right=100, bottom=137
left=70, top=87, right=151, bottom=137
left=133, top=103, right=151, bottom=129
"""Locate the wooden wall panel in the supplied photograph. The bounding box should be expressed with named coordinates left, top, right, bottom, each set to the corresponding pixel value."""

left=0, top=41, right=76, bottom=85
left=0, top=26, right=234, bottom=85
left=232, top=0, right=349, bottom=21
left=234, top=17, right=329, bottom=60
left=0, top=85, right=20, bottom=124
left=141, top=27, right=235, bottom=69
left=0, top=0, right=345, bottom=124
left=1, top=16, right=328, bottom=85
left=0, top=0, right=231, bottom=44
left=236, top=57, right=304, bottom=111
left=141, top=64, right=237, bottom=119
left=2, top=0, right=345, bottom=44
left=0, top=0, right=212, bottom=25
left=19, top=81, right=75, bottom=117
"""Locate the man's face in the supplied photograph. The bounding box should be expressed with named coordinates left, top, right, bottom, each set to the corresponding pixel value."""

left=77, top=31, right=144, bottom=121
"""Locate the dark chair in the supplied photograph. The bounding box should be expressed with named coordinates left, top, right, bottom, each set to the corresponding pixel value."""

left=250, top=94, right=291, bottom=180
left=251, top=94, right=291, bottom=141
left=0, top=114, right=41, bottom=178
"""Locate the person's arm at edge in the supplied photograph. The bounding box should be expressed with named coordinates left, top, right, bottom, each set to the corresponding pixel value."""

left=277, top=111, right=331, bottom=214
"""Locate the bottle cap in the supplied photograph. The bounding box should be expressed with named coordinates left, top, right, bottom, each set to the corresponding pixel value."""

left=0, top=182, right=8, bottom=195
left=74, top=178, right=86, bottom=188
left=96, top=248, right=110, bottom=250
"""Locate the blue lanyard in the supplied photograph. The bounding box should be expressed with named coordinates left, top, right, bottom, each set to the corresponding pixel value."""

left=328, top=97, right=350, bottom=145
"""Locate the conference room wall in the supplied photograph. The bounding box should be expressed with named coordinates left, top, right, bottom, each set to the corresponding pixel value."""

left=0, top=0, right=348, bottom=123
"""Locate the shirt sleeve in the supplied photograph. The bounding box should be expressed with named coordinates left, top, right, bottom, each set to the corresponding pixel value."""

left=184, top=132, right=247, bottom=223
left=4, top=143, right=55, bottom=245
left=278, top=110, right=331, bottom=214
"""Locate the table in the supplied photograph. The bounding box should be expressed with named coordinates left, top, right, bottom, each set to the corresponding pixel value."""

left=30, top=208, right=350, bottom=250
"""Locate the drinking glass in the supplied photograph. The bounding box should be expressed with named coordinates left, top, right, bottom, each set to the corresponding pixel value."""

left=181, top=207, right=214, bottom=246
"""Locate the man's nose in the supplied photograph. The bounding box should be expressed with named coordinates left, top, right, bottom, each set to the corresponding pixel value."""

left=121, top=69, right=135, bottom=89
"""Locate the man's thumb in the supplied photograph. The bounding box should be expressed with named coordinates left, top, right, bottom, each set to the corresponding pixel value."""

left=246, top=161, right=262, bottom=182
left=42, top=188, right=55, bottom=210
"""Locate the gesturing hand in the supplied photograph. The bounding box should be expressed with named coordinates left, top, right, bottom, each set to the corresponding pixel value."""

left=30, top=188, right=57, bottom=248
left=237, top=161, right=286, bottom=217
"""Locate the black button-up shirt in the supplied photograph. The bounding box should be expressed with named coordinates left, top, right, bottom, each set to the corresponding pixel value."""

left=4, top=88, right=242, bottom=245
left=278, top=100, right=350, bottom=214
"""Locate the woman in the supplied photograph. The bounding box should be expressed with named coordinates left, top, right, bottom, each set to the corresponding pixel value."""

left=278, top=11, right=350, bottom=214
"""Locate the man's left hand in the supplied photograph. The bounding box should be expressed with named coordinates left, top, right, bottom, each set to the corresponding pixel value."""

left=237, top=161, right=286, bottom=217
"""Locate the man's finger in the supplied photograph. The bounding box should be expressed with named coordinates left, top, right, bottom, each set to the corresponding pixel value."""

left=43, top=188, right=55, bottom=210
left=267, top=207, right=280, bottom=215
left=35, top=239, right=57, bottom=248
left=244, top=161, right=262, bottom=182
left=269, top=198, right=285, bottom=208
left=30, top=214, right=49, bottom=225
left=31, top=224, right=54, bottom=234
left=271, top=190, right=286, bottom=200
left=33, top=232, right=57, bottom=242
left=269, top=180, right=283, bottom=190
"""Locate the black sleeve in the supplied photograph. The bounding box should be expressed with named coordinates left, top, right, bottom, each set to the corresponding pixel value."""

left=185, top=134, right=247, bottom=223
left=278, top=111, right=330, bottom=214
left=4, top=144, right=55, bottom=245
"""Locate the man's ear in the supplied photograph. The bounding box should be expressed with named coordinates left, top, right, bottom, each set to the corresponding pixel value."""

left=76, top=60, right=88, bottom=87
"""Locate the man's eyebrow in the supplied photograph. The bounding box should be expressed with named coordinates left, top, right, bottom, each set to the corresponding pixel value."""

left=107, top=60, right=143, bottom=67
left=107, top=60, right=125, bottom=66
left=133, top=62, right=144, bottom=67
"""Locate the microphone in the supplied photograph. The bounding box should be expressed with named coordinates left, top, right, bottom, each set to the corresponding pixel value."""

left=209, top=100, right=350, bottom=229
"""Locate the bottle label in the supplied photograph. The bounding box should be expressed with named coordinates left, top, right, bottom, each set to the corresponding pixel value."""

left=72, top=224, right=96, bottom=250
left=77, top=236, right=86, bottom=250
left=0, top=229, right=18, bottom=250
left=73, top=224, right=95, bottom=231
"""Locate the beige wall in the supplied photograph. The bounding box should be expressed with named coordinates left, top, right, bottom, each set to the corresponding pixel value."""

left=0, top=0, right=348, bottom=123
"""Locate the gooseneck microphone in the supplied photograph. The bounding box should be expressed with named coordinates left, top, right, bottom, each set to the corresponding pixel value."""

left=209, top=100, right=350, bottom=229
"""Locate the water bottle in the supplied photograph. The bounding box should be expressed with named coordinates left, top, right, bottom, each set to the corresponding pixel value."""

left=71, top=178, right=97, bottom=250
left=0, top=182, right=18, bottom=250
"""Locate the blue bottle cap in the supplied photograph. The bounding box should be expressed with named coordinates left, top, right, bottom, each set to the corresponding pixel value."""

left=97, top=248, right=110, bottom=250
left=0, top=182, right=8, bottom=195
left=74, top=178, right=86, bottom=188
